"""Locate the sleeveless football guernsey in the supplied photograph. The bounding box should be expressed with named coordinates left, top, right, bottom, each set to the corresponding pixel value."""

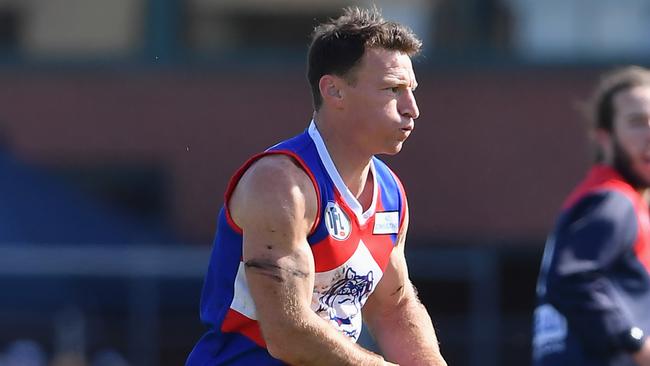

left=187, top=121, right=407, bottom=365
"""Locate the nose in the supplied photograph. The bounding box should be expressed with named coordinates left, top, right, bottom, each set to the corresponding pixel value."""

left=399, top=89, right=419, bottom=120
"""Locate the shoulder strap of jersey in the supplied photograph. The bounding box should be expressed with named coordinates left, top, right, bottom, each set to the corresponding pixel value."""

left=380, top=163, right=408, bottom=234
left=223, top=150, right=322, bottom=235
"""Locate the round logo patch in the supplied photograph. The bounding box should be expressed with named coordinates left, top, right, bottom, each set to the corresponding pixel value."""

left=324, top=201, right=351, bottom=240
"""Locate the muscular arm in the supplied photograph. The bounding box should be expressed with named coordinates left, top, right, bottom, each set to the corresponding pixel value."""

left=362, top=211, right=447, bottom=366
left=230, top=155, right=394, bottom=366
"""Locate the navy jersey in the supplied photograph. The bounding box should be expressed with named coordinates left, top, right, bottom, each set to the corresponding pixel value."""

left=186, top=121, right=407, bottom=365
left=533, top=165, right=650, bottom=366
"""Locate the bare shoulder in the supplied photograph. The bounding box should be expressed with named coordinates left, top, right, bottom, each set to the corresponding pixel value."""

left=230, top=154, right=318, bottom=236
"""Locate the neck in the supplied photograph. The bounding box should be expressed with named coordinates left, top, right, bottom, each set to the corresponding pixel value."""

left=313, top=112, right=373, bottom=198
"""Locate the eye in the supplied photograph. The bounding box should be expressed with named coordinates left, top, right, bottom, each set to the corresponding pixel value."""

left=386, top=86, right=401, bottom=94
left=628, top=115, right=650, bottom=128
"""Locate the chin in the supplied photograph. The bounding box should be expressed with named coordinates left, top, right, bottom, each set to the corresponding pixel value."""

left=383, top=144, right=403, bottom=155
left=626, top=166, right=650, bottom=189
left=640, top=172, right=650, bottom=188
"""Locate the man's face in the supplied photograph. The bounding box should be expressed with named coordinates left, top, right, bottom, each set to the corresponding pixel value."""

left=610, top=85, right=650, bottom=188
left=340, top=48, right=419, bottom=156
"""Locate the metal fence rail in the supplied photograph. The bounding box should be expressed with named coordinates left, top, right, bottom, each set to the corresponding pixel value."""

left=0, top=244, right=502, bottom=366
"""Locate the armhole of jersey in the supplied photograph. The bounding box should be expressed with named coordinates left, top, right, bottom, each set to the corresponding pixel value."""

left=566, top=187, right=639, bottom=251
left=563, top=178, right=637, bottom=210
left=223, top=150, right=322, bottom=235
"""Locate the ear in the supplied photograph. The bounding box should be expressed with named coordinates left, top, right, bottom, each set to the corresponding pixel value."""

left=318, top=75, right=345, bottom=109
left=594, top=128, right=614, bottom=164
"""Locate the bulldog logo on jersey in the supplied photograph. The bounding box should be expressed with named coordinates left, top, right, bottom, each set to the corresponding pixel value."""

left=324, top=201, right=351, bottom=240
left=316, top=267, right=374, bottom=340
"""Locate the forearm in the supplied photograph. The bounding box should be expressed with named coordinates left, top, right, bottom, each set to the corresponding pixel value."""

left=266, top=309, right=393, bottom=366
left=370, top=297, right=446, bottom=366
left=244, top=248, right=387, bottom=365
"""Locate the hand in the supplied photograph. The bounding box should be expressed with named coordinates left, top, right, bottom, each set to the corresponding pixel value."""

left=633, top=338, right=650, bottom=366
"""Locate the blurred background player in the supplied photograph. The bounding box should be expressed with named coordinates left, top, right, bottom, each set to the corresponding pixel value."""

left=186, top=7, right=447, bottom=366
left=533, top=66, right=650, bottom=366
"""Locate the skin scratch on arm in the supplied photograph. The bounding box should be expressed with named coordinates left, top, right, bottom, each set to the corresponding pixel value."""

left=245, top=259, right=309, bottom=283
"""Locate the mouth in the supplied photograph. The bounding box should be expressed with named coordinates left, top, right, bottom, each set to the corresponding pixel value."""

left=641, top=153, right=650, bottom=164
left=634, top=156, right=650, bottom=178
left=401, top=123, right=414, bottom=133
left=399, top=128, right=413, bottom=140
left=642, top=158, right=650, bottom=169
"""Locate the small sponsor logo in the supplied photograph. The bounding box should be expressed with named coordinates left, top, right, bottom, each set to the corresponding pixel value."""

left=324, top=202, right=351, bottom=240
left=373, top=211, right=399, bottom=234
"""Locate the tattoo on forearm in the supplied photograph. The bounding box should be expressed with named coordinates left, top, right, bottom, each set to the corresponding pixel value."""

left=245, top=259, right=308, bottom=283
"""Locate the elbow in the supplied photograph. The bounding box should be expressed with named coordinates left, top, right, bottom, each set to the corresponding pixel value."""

left=255, top=300, right=319, bottom=362
left=265, top=337, right=289, bottom=362
left=260, top=322, right=308, bottom=364
left=265, top=334, right=294, bottom=362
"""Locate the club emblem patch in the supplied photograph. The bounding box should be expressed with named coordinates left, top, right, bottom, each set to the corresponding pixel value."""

left=324, top=201, right=351, bottom=240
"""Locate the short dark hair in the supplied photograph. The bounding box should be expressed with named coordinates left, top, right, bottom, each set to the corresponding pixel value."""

left=590, top=66, right=650, bottom=132
left=307, top=7, right=422, bottom=111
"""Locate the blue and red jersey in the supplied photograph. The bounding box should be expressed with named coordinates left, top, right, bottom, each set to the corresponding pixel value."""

left=534, top=165, right=650, bottom=366
left=187, top=121, right=408, bottom=365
